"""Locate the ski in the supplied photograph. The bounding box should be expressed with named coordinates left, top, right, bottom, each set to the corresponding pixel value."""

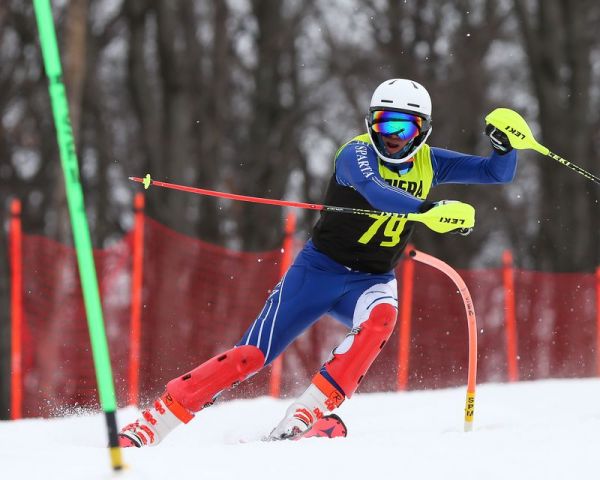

left=296, top=414, right=347, bottom=440
left=255, top=414, right=348, bottom=443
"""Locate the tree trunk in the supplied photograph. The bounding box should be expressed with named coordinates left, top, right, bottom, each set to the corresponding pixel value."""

left=237, top=0, right=292, bottom=250
left=515, top=0, right=598, bottom=271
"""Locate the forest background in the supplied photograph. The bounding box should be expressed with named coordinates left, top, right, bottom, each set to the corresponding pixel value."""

left=1, top=0, right=599, bottom=416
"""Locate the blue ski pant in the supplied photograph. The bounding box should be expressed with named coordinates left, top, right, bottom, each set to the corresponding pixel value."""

left=236, top=240, right=398, bottom=365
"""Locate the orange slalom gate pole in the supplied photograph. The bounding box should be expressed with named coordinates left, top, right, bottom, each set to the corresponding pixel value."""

left=9, top=199, right=23, bottom=420
left=397, top=248, right=415, bottom=391
left=409, top=249, right=478, bottom=432
left=596, top=266, right=600, bottom=377
left=502, top=251, right=519, bottom=382
left=269, top=212, right=296, bottom=398
left=128, top=193, right=145, bottom=406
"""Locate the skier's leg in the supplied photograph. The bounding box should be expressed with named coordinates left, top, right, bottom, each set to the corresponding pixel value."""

left=236, top=263, right=338, bottom=365
left=269, top=279, right=398, bottom=440
left=119, top=344, right=264, bottom=448
left=120, top=248, right=344, bottom=447
left=322, top=279, right=398, bottom=397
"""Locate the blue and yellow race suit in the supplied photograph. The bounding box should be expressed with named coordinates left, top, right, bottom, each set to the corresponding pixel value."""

left=238, top=134, right=517, bottom=366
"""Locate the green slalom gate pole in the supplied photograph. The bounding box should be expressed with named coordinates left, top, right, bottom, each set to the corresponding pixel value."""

left=33, top=0, right=123, bottom=470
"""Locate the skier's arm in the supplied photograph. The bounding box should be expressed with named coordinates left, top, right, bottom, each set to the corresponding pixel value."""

left=431, top=147, right=517, bottom=186
left=335, top=142, right=427, bottom=214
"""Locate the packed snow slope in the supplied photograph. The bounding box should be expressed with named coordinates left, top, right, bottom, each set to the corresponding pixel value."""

left=1, top=378, right=598, bottom=480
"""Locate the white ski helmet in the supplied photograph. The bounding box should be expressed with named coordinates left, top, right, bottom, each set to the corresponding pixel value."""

left=365, top=79, right=433, bottom=164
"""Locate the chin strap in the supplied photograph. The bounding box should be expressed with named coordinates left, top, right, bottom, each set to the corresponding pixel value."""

left=388, top=137, right=416, bottom=159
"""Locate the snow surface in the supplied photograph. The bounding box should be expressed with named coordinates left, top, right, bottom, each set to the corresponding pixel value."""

left=1, top=378, right=599, bottom=480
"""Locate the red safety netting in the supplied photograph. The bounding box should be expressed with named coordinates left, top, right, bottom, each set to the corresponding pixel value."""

left=15, top=216, right=599, bottom=417
left=357, top=266, right=597, bottom=393
left=138, top=218, right=282, bottom=404
left=20, top=234, right=132, bottom=417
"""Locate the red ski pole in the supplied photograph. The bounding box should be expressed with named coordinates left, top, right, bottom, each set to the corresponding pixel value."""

left=129, top=174, right=476, bottom=234
left=129, top=175, right=326, bottom=212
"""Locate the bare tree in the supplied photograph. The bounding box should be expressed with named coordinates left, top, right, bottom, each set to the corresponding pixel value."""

left=514, top=0, right=600, bottom=271
left=233, top=0, right=317, bottom=250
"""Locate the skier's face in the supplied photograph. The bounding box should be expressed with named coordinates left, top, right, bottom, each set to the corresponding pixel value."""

left=381, top=134, right=411, bottom=155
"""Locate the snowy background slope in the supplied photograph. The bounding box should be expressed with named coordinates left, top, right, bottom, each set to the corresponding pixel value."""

left=1, top=378, right=599, bottom=480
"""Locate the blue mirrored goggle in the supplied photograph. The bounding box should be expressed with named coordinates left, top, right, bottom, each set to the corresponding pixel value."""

left=370, top=111, right=424, bottom=141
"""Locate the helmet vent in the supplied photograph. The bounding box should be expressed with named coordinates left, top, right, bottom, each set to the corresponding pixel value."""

left=380, top=99, right=393, bottom=103
left=407, top=103, right=420, bottom=107
left=411, top=82, right=419, bottom=89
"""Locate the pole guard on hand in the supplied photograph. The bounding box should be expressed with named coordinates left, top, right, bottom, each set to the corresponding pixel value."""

left=485, top=108, right=600, bottom=186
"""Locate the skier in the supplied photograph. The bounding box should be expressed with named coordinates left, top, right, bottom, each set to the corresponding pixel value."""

left=119, top=78, right=517, bottom=447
